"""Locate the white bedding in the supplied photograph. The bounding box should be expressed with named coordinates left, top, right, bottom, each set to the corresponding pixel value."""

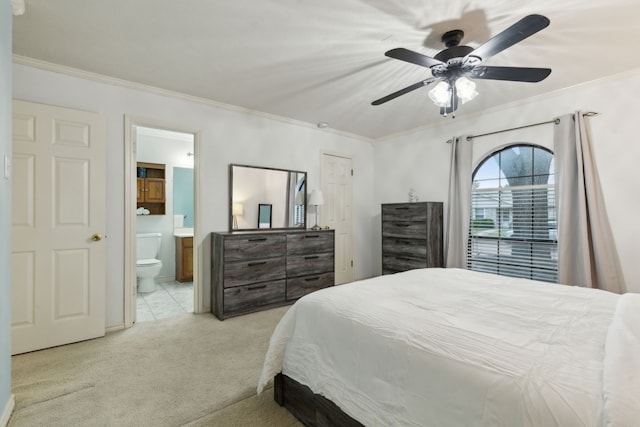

left=258, top=268, right=640, bottom=426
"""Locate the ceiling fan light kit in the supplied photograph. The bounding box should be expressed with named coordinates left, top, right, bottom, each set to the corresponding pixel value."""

left=428, top=77, right=478, bottom=108
left=372, top=14, right=552, bottom=118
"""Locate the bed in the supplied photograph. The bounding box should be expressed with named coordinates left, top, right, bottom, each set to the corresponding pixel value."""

left=257, top=268, right=640, bottom=426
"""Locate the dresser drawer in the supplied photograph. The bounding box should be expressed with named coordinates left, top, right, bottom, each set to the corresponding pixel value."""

left=382, top=203, right=428, bottom=222
left=382, top=255, right=427, bottom=274
left=223, top=234, right=286, bottom=261
left=224, top=280, right=286, bottom=315
left=382, top=221, right=427, bottom=238
left=286, top=272, right=334, bottom=300
left=287, top=231, right=333, bottom=255
left=224, top=257, right=286, bottom=288
left=287, top=252, right=334, bottom=278
left=382, top=237, right=428, bottom=258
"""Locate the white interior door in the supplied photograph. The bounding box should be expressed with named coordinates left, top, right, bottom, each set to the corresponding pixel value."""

left=11, top=100, right=106, bottom=355
left=321, top=153, right=354, bottom=284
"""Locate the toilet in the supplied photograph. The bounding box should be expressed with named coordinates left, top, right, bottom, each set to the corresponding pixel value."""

left=136, top=233, right=163, bottom=293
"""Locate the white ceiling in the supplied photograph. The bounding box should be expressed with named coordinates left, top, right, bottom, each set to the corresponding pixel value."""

left=11, top=0, right=640, bottom=140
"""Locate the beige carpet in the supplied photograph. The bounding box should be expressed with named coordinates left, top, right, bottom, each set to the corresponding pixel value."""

left=9, top=307, right=302, bottom=426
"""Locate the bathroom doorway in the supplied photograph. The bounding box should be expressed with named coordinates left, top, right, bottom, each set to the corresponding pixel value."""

left=124, top=117, right=201, bottom=327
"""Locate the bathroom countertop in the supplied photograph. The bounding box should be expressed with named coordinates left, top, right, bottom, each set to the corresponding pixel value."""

left=173, top=228, right=194, bottom=238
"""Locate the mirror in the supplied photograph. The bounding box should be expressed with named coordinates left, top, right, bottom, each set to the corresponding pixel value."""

left=173, top=166, right=194, bottom=230
left=258, top=204, right=272, bottom=229
left=230, top=164, right=306, bottom=231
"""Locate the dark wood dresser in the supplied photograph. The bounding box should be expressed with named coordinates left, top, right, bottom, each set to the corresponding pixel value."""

left=211, top=229, right=334, bottom=320
left=381, top=202, right=443, bottom=274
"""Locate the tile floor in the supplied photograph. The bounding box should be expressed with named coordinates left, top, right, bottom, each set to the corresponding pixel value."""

left=136, top=280, right=194, bottom=322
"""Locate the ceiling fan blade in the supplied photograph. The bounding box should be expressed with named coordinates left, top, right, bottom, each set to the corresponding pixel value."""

left=371, top=79, right=435, bottom=105
left=469, top=66, right=551, bottom=82
left=467, top=14, right=550, bottom=62
left=385, top=48, right=445, bottom=69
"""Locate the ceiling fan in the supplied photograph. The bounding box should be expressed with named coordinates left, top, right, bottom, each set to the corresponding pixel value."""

left=372, top=14, right=552, bottom=117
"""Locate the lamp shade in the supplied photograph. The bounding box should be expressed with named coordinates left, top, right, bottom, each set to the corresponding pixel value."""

left=455, top=77, right=478, bottom=104
left=308, top=189, right=324, bottom=206
left=232, top=203, right=244, bottom=216
left=428, top=81, right=451, bottom=107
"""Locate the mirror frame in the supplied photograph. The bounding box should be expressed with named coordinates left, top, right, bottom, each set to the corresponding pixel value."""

left=229, top=164, right=307, bottom=232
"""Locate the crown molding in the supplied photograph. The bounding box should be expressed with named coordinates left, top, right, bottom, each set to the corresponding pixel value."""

left=12, top=55, right=373, bottom=144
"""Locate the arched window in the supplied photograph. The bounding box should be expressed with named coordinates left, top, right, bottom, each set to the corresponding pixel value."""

left=468, top=145, right=557, bottom=282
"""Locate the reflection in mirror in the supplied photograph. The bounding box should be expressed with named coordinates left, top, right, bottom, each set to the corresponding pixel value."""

left=258, top=204, right=272, bottom=229
left=173, top=167, right=194, bottom=229
left=230, top=164, right=306, bottom=231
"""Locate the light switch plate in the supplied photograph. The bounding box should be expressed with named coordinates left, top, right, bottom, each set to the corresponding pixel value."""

left=4, top=155, right=11, bottom=179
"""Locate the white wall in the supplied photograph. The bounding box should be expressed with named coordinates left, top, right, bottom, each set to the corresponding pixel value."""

left=375, top=69, right=640, bottom=293
left=0, top=3, right=13, bottom=422
left=12, top=63, right=375, bottom=328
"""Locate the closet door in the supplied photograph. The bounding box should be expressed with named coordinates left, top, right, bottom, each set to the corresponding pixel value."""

left=321, top=153, right=353, bottom=284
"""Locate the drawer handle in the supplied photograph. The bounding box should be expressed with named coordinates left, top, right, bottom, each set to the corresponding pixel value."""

left=394, top=207, right=410, bottom=210
left=247, top=284, right=267, bottom=291
left=248, top=261, right=267, bottom=267
left=304, top=255, right=319, bottom=260
left=304, top=235, right=319, bottom=239
left=395, top=239, right=411, bottom=245
left=305, top=277, right=320, bottom=282
left=395, top=257, right=412, bottom=261
left=395, top=223, right=410, bottom=227
left=248, top=238, right=267, bottom=242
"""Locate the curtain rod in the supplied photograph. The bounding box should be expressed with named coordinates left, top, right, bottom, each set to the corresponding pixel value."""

left=466, top=118, right=559, bottom=141
left=445, top=111, right=599, bottom=143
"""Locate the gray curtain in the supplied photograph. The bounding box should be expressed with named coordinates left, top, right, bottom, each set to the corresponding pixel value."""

left=553, top=112, right=626, bottom=293
left=445, top=136, right=473, bottom=268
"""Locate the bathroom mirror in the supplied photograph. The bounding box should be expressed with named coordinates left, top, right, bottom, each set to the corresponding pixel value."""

left=229, top=164, right=306, bottom=231
left=258, top=204, right=272, bottom=229
left=173, top=166, right=194, bottom=230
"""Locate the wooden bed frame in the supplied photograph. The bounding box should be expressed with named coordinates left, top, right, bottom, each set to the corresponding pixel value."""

left=274, top=373, right=363, bottom=426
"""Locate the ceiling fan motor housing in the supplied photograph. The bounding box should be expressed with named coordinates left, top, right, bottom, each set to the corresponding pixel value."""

left=434, top=30, right=474, bottom=62
left=434, top=45, right=474, bottom=62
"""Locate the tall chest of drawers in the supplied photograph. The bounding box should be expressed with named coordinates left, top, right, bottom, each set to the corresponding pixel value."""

left=381, top=202, right=443, bottom=274
left=211, top=229, right=334, bottom=320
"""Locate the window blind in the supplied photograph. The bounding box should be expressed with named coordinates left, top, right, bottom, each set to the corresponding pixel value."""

left=468, top=183, right=558, bottom=283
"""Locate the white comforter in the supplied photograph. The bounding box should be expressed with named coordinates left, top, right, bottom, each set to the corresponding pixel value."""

left=258, top=268, right=640, bottom=426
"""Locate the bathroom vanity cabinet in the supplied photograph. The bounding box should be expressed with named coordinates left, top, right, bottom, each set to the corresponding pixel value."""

left=211, top=229, right=335, bottom=320
left=175, top=236, right=193, bottom=282
left=137, top=162, right=166, bottom=215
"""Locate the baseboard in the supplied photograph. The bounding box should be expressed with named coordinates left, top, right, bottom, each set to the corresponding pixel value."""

left=0, top=394, right=15, bottom=427
left=105, top=323, right=125, bottom=333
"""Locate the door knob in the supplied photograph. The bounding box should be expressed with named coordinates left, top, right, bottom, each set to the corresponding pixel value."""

left=91, top=233, right=102, bottom=241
